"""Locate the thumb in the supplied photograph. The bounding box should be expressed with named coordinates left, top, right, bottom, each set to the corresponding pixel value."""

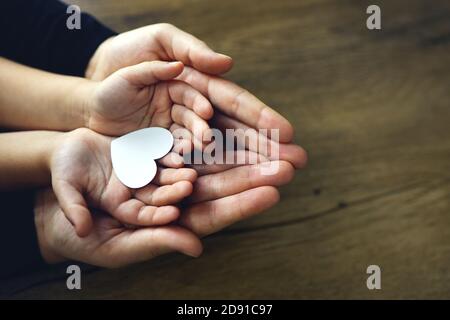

left=53, top=179, right=93, bottom=238
left=117, top=61, right=184, bottom=86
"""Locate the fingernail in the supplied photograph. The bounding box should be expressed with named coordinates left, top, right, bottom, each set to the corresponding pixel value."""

left=185, top=250, right=201, bottom=258
left=168, top=61, right=183, bottom=67
left=217, top=53, right=232, bottom=60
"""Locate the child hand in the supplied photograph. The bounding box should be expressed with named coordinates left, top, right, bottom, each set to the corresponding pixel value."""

left=50, top=128, right=197, bottom=237
left=85, top=61, right=212, bottom=143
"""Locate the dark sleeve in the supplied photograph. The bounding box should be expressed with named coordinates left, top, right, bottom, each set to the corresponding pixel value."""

left=0, top=0, right=116, bottom=77
left=0, top=190, right=46, bottom=279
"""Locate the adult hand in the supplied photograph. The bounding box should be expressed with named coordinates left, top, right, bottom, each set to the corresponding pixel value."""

left=85, top=24, right=303, bottom=149
left=180, top=159, right=296, bottom=236
left=86, top=23, right=233, bottom=81
left=34, top=189, right=203, bottom=267
left=176, top=67, right=307, bottom=165
left=35, top=157, right=294, bottom=267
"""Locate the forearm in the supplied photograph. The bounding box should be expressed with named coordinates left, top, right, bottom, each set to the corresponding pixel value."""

left=0, top=57, right=92, bottom=131
left=0, top=131, right=63, bottom=190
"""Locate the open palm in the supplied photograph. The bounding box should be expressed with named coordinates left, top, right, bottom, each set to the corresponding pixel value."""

left=36, top=157, right=295, bottom=267
left=50, top=128, right=196, bottom=237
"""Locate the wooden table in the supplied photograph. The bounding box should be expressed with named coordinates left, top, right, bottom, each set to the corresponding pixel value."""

left=7, top=0, right=450, bottom=299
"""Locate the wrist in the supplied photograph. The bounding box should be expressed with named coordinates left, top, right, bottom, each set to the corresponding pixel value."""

left=47, top=128, right=101, bottom=174
left=43, top=131, right=67, bottom=178
left=67, top=78, right=98, bottom=131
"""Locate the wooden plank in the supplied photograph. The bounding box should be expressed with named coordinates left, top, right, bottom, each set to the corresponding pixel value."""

left=7, top=0, right=450, bottom=298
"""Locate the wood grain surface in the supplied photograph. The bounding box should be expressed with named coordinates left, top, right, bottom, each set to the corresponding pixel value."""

left=6, top=0, right=450, bottom=299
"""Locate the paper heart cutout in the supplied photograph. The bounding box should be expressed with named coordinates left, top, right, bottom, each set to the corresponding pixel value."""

left=111, top=127, right=174, bottom=188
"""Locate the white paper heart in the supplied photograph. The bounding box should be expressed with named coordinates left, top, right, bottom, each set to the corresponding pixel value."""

left=111, top=127, right=174, bottom=188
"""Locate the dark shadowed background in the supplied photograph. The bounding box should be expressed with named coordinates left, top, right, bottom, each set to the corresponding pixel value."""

left=6, top=0, right=450, bottom=299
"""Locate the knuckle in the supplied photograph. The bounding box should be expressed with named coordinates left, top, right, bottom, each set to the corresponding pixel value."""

left=155, top=22, right=176, bottom=33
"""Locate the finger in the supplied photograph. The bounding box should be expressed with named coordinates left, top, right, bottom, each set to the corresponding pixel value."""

left=177, top=66, right=294, bottom=142
left=190, top=161, right=294, bottom=203
left=212, top=113, right=308, bottom=169
left=153, top=167, right=197, bottom=185
left=170, top=123, right=193, bottom=141
left=170, top=114, right=307, bottom=170
left=112, top=226, right=203, bottom=266
left=158, top=152, right=185, bottom=168
left=52, top=179, right=93, bottom=237
left=188, top=150, right=269, bottom=176
left=117, top=61, right=184, bottom=86
left=168, top=80, right=213, bottom=120
left=173, top=138, right=193, bottom=154
left=134, top=181, right=193, bottom=206
left=170, top=124, right=195, bottom=151
left=180, top=186, right=280, bottom=237
left=170, top=123, right=209, bottom=156
left=170, top=124, right=272, bottom=171
left=171, top=104, right=210, bottom=144
left=155, top=23, right=233, bottom=75
left=111, top=198, right=180, bottom=226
